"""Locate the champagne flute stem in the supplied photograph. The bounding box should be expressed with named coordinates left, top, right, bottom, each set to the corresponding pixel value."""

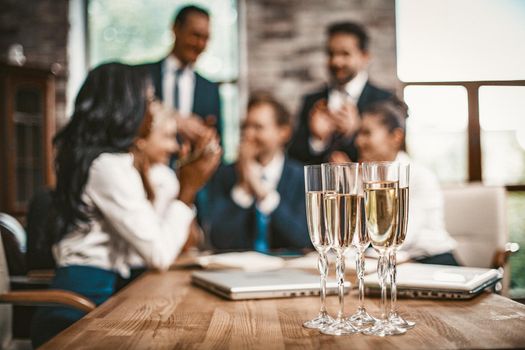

left=378, top=253, right=388, bottom=321
left=357, top=248, right=366, bottom=309
left=390, top=249, right=397, bottom=316
left=336, top=252, right=345, bottom=320
left=318, top=253, right=328, bottom=315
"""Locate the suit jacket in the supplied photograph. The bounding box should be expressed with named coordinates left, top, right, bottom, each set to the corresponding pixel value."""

left=200, top=158, right=311, bottom=251
left=288, top=81, right=393, bottom=164
left=141, top=59, right=222, bottom=136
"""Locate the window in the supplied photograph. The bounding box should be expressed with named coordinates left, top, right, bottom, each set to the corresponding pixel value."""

left=405, top=86, right=468, bottom=183
left=397, top=0, right=525, bottom=298
left=396, top=0, right=525, bottom=82
left=88, top=0, right=240, bottom=161
left=479, top=86, right=525, bottom=185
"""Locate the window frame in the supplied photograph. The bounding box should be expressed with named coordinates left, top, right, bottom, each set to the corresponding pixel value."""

left=401, top=79, right=525, bottom=191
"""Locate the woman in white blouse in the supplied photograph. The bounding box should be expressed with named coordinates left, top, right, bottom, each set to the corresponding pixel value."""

left=354, top=99, right=458, bottom=265
left=121, top=100, right=216, bottom=283
left=31, top=62, right=220, bottom=347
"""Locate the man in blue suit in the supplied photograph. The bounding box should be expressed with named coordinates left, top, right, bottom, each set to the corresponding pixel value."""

left=143, top=5, right=222, bottom=140
left=200, top=94, right=311, bottom=251
left=288, top=21, right=392, bottom=164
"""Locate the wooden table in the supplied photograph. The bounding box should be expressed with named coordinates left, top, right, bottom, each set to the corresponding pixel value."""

left=41, top=269, right=525, bottom=349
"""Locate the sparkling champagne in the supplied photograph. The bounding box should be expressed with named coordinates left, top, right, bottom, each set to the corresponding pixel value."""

left=323, top=191, right=339, bottom=248
left=364, top=181, right=398, bottom=250
left=395, top=187, right=409, bottom=246
left=356, top=195, right=369, bottom=247
left=324, top=193, right=361, bottom=252
left=306, top=191, right=330, bottom=253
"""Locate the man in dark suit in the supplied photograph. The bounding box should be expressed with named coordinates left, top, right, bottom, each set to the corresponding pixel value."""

left=199, top=94, right=311, bottom=251
left=288, top=21, right=393, bottom=164
left=143, top=5, right=222, bottom=140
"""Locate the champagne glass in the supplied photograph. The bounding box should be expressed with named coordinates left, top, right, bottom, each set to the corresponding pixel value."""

left=362, top=162, right=406, bottom=337
left=303, top=165, right=334, bottom=329
left=388, top=163, right=415, bottom=329
left=320, top=163, right=359, bottom=336
left=348, top=165, right=376, bottom=330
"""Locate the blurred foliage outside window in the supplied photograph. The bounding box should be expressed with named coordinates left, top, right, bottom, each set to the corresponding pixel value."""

left=509, top=192, right=525, bottom=299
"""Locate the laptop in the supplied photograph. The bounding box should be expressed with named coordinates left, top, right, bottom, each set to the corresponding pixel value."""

left=364, top=263, right=502, bottom=300
left=192, top=269, right=351, bottom=300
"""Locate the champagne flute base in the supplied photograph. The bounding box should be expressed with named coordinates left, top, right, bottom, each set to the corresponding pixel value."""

left=303, top=313, right=334, bottom=329
left=362, top=319, right=407, bottom=337
left=319, top=319, right=358, bottom=336
left=389, top=312, right=415, bottom=329
left=348, top=307, right=377, bottom=330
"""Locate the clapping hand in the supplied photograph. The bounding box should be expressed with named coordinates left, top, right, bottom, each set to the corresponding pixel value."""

left=178, top=128, right=222, bottom=205
left=308, top=99, right=336, bottom=142
left=236, top=139, right=269, bottom=201
left=176, top=114, right=214, bottom=144
left=329, top=101, right=360, bottom=137
left=328, top=150, right=352, bottom=163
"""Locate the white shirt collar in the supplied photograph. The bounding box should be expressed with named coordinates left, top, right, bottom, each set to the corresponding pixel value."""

left=164, top=54, right=194, bottom=74
left=254, top=152, right=285, bottom=189
left=328, top=71, right=368, bottom=110
left=342, top=70, right=368, bottom=102
left=395, top=151, right=410, bottom=165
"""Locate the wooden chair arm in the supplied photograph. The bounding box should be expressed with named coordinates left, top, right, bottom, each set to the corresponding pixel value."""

left=0, top=289, right=96, bottom=313
left=492, top=242, right=520, bottom=268
left=26, top=269, right=55, bottom=280
left=10, top=275, right=52, bottom=287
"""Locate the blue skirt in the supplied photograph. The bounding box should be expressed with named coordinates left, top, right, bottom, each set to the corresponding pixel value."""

left=30, top=265, right=117, bottom=348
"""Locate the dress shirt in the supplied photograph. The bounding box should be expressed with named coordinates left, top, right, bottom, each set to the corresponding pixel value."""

left=53, top=153, right=195, bottom=278
left=309, top=71, right=369, bottom=153
left=328, top=70, right=368, bottom=109
left=163, top=55, right=195, bottom=116
left=395, top=151, right=458, bottom=259
left=149, top=164, right=181, bottom=216
left=231, top=152, right=284, bottom=215
left=125, top=163, right=183, bottom=268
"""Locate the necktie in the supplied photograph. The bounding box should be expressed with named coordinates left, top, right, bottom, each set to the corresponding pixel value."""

left=173, top=67, right=183, bottom=110
left=344, top=91, right=357, bottom=105
left=254, top=173, right=270, bottom=252
left=254, top=209, right=269, bottom=253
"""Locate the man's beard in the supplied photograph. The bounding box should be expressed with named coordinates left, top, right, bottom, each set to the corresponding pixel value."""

left=330, top=68, right=356, bottom=87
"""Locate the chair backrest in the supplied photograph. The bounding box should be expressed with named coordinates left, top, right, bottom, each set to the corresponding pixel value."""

left=0, top=213, right=26, bottom=253
left=0, top=234, right=13, bottom=348
left=442, top=184, right=507, bottom=268
left=26, top=189, right=57, bottom=270
left=0, top=213, right=27, bottom=275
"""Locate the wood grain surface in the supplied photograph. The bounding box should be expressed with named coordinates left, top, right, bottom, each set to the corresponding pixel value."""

left=40, top=269, right=525, bottom=349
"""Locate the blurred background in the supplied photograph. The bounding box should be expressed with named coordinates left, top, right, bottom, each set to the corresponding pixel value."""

left=0, top=0, right=524, bottom=298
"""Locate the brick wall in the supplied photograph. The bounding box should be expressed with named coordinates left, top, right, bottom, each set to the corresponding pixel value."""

left=0, top=0, right=69, bottom=126
left=244, top=0, right=397, bottom=116
left=0, top=0, right=396, bottom=126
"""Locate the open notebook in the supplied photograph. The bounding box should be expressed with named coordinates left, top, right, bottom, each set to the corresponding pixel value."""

left=364, top=263, right=502, bottom=300
left=178, top=251, right=380, bottom=274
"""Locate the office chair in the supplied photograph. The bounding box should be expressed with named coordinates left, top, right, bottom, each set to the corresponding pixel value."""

left=0, top=236, right=95, bottom=350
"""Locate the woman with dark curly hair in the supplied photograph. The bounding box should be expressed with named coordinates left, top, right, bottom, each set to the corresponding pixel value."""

left=31, top=62, right=220, bottom=347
